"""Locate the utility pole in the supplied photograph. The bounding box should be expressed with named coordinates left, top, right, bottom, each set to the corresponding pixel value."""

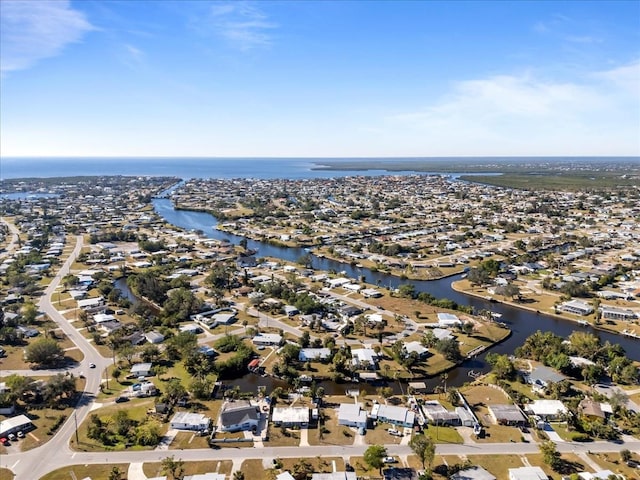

left=74, top=410, right=79, bottom=445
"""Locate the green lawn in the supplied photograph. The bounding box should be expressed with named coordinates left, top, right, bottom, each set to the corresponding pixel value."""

left=40, top=463, right=129, bottom=480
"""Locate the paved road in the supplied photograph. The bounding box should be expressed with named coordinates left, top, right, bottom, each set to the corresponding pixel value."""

left=0, top=217, right=21, bottom=259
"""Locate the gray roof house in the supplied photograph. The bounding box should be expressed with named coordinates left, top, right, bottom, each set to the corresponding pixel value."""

left=219, top=400, right=260, bottom=432
left=170, top=412, right=210, bottom=432
left=528, top=366, right=567, bottom=390
left=451, top=467, right=496, bottom=480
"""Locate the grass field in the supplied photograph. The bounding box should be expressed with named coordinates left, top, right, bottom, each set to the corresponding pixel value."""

left=40, top=463, right=129, bottom=480
left=143, top=460, right=232, bottom=478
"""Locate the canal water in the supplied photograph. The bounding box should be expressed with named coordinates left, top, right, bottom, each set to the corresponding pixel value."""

left=150, top=197, right=639, bottom=393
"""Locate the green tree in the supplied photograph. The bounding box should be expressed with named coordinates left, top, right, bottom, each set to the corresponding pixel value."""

left=363, top=444, right=387, bottom=474
left=161, top=455, right=185, bottom=480
left=485, top=353, right=515, bottom=380
left=108, top=466, right=123, bottom=480
left=409, top=433, right=436, bottom=471
left=25, top=338, right=63, bottom=366
left=540, top=440, right=563, bottom=471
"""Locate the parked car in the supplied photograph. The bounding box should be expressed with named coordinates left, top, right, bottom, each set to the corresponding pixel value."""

left=16, top=431, right=24, bottom=438
left=0, top=437, right=9, bottom=445
left=89, top=363, right=96, bottom=368
left=8, top=434, right=16, bottom=441
left=387, top=428, right=402, bottom=436
left=383, top=456, right=397, bottom=464
left=115, top=396, right=129, bottom=403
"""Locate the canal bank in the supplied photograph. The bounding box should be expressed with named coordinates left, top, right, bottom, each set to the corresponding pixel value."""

left=151, top=197, right=640, bottom=391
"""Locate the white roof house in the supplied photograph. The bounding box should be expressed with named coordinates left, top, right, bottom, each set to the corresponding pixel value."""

left=370, top=404, right=415, bottom=427
left=131, top=363, right=153, bottom=377
left=437, top=312, right=462, bottom=327
left=299, top=348, right=331, bottom=362
left=326, top=277, right=352, bottom=289
left=77, top=297, right=104, bottom=310
left=311, top=473, right=357, bottom=480
left=559, top=300, right=593, bottom=316
left=170, top=412, right=210, bottom=431
left=0, top=414, right=33, bottom=437
left=337, top=403, right=367, bottom=428
left=508, top=467, right=547, bottom=480
left=252, top=333, right=283, bottom=346
left=351, top=348, right=379, bottom=369
left=403, top=341, right=429, bottom=358
left=526, top=400, right=568, bottom=419
left=93, top=313, right=117, bottom=324
left=271, top=407, right=309, bottom=426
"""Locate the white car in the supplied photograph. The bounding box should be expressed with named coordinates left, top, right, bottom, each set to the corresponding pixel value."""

left=383, top=456, right=397, bottom=464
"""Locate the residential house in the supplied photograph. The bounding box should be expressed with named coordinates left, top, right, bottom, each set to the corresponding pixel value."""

left=421, top=401, right=460, bottom=426
left=337, top=403, right=368, bottom=429
left=599, top=306, right=637, bottom=321
left=488, top=404, right=528, bottom=426
left=508, top=467, right=547, bottom=480
left=450, top=467, right=496, bottom=480
left=370, top=404, right=415, bottom=428
left=559, top=300, right=593, bottom=316
left=131, top=363, right=153, bottom=377
left=526, top=400, right=568, bottom=421
left=219, top=400, right=260, bottom=432
left=437, top=313, right=462, bottom=328
left=271, top=407, right=309, bottom=427
left=527, top=366, right=567, bottom=392
left=351, top=348, right=379, bottom=370
left=403, top=341, right=429, bottom=359
left=311, top=473, right=357, bottom=480
left=0, top=414, right=33, bottom=438
left=145, top=331, right=165, bottom=344
left=299, top=348, right=331, bottom=362
left=252, top=333, right=283, bottom=346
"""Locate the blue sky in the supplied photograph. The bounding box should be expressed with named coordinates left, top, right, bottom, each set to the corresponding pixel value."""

left=1, top=0, right=639, bottom=157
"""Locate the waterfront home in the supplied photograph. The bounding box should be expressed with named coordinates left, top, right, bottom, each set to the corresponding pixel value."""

left=488, top=404, right=527, bottom=426
left=558, top=299, right=593, bottom=316
left=169, top=412, right=210, bottom=432
left=298, top=348, right=331, bottom=362
left=599, top=305, right=637, bottom=321
left=271, top=407, right=309, bottom=427
left=337, top=403, right=368, bottom=429
left=508, top=467, right=547, bottom=480
left=525, top=399, right=568, bottom=421
left=351, top=348, right=379, bottom=370
left=437, top=312, right=462, bottom=327
left=370, top=404, right=415, bottom=428
left=421, top=401, right=460, bottom=425
left=403, top=341, right=429, bottom=359
left=527, top=366, right=567, bottom=392
left=219, top=400, right=260, bottom=432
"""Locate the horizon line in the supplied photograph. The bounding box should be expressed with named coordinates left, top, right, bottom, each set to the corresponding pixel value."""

left=2, top=155, right=639, bottom=160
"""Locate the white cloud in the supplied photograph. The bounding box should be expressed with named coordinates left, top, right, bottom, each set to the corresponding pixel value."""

left=593, top=60, right=640, bottom=96
left=206, top=2, right=276, bottom=51
left=0, top=0, right=94, bottom=74
left=386, top=66, right=640, bottom=156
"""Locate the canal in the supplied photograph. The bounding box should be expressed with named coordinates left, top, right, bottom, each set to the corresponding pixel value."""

left=151, top=197, right=639, bottom=393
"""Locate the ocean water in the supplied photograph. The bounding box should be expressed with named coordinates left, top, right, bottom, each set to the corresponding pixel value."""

left=0, top=157, right=422, bottom=180
left=1, top=156, right=635, bottom=181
